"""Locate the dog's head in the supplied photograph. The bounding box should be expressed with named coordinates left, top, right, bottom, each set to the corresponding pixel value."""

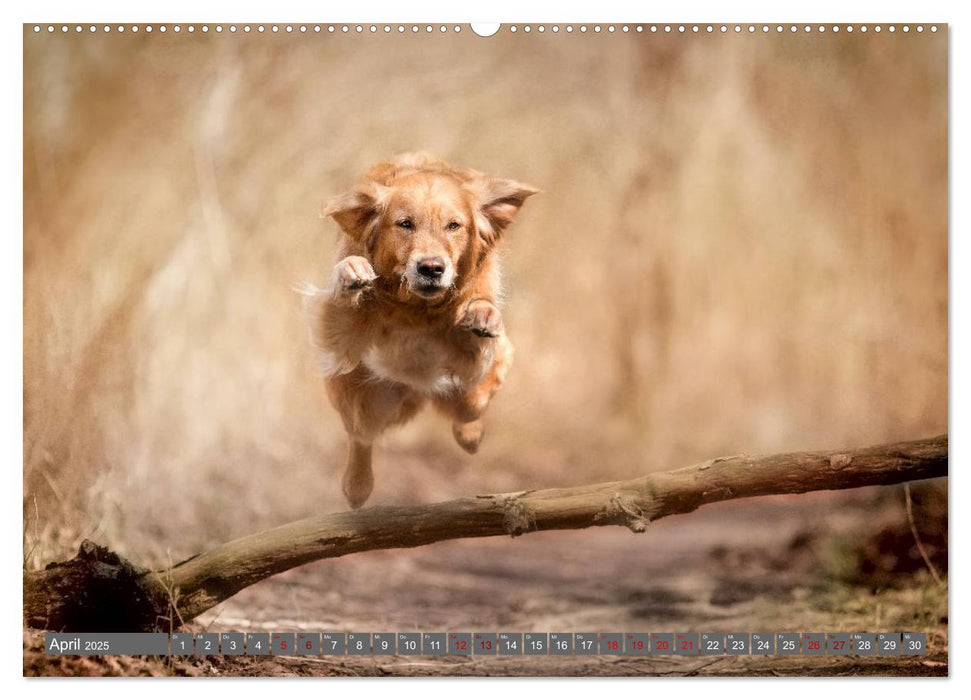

left=323, top=153, right=537, bottom=303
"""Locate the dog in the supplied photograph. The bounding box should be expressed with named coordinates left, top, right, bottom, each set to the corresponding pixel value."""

left=310, top=153, right=537, bottom=509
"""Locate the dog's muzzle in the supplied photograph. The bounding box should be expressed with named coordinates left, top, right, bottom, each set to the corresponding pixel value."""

left=408, top=256, right=453, bottom=297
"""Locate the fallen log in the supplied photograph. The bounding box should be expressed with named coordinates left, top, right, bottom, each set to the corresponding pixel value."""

left=24, top=435, right=947, bottom=632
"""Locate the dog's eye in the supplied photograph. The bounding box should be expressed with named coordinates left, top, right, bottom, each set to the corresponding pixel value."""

left=446, top=221, right=461, bottom=231
left=396, top=219, right=414, bottom=230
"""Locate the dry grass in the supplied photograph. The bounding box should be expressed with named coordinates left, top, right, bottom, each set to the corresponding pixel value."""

left=23, top=29, right=946, bottom=566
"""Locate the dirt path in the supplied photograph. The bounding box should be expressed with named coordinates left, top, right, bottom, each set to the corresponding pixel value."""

left=24, top=491, right=948, bottom=677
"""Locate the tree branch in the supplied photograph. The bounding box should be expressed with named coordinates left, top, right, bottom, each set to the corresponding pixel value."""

left=24, top=435, right=947, bottom=631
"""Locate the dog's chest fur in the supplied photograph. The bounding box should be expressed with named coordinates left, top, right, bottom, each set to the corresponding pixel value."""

left=362, top=324, right=492, bottom=396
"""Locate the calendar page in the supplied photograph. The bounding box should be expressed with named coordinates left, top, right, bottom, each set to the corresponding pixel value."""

left=22, top=18, right=948, bottom=679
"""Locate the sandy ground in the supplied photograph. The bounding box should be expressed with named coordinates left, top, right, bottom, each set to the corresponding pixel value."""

left=24, top=491, right=948, bottom=677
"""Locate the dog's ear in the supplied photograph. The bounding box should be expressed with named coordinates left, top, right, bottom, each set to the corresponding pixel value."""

left=321, top=182, right=389, bottom=240
left=472, top=177, right=539, bottom=244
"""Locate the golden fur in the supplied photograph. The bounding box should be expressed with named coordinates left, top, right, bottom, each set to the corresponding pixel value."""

left=311, top=153, right=537, bottom=508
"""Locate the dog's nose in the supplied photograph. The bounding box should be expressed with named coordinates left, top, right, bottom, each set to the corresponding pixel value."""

left=417, top=257, right=446, bottom=279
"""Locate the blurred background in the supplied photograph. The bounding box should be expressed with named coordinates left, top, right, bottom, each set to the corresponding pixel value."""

left=24, top=27, right=946, bottom=572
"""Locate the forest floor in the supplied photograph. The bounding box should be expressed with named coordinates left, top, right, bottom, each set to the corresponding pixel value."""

left=24, top=488, right=948, bottom=677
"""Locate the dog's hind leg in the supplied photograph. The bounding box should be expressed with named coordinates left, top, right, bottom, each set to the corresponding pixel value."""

left=326, top=367, right=424, bottom=508
left=451, top=419, right=485, bottom=454
left=342, top=441, right=375, bottom=509
left=437, top=336, right=514, bottom=455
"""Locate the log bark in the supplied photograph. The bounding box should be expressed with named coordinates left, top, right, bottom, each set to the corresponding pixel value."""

left=24, top=434, right=947, bottom=632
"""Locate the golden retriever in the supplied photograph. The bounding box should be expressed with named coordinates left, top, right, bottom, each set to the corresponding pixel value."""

left=310, top=153, right=537, bottom=508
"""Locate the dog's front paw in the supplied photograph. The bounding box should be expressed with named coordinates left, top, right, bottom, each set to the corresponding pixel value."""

left=335, top=255, right=377, bottom=293
left=460, top=299, right=503, bottom=338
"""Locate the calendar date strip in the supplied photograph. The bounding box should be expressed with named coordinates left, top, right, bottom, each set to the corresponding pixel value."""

left=44, top=632, right=932, bottom=657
